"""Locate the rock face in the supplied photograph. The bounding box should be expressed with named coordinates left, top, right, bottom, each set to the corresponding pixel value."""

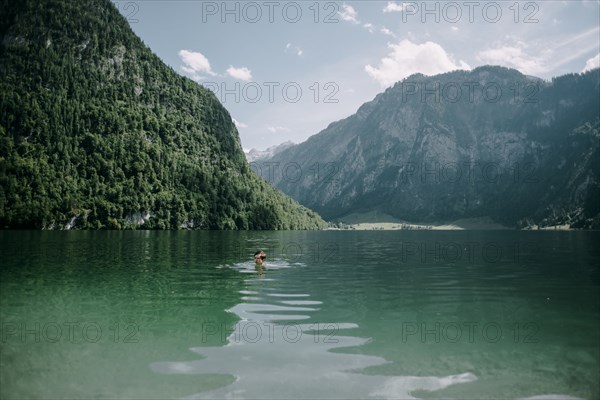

left=261, top=66, right=600, bottom=228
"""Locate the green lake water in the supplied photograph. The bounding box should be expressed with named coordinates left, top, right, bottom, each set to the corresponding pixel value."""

left=1, top=230, right=599, bottom=399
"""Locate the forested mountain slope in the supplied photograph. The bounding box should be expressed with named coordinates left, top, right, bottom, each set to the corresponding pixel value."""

left=0, top=0, right=325, bottom=229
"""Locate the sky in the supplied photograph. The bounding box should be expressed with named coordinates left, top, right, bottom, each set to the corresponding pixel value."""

left=112, top=1, right=600, bottom=151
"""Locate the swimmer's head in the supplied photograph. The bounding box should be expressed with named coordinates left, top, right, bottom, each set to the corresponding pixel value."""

left=254, top=250, right=266, bottom=265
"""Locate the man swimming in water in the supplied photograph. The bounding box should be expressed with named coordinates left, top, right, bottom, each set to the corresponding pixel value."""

left=254, top=250, right=266, bottom=275
left=254, top=250, right=266, bottom=265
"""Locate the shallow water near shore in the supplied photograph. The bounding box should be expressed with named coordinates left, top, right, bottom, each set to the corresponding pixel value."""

left=1, top=230, right=599, bottom=399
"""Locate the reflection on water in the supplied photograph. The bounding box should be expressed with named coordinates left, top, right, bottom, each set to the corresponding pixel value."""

left=150, top=260, right=477, bottom=399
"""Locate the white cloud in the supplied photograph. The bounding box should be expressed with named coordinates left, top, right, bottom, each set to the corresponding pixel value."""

left=338, top=3, right=359, bottom=23
left=226, top=66, right=253, bottom=81
left=582, top=0, right=600, bottom=8
left=266, top=125, right=290, bottom=134
left=285, top=43, right=303, bottom=57
left=381, top=27, right=396, bottom=37
left=365, top=39, right=471, bottom=87
left=451, top=26, right=459, bottom=32
left=383, top=1, right=406, bottom=12
left=363, top=23, right=374, bottom=33
left=187, top=73, right=204, bottom=83
left=477, top=28, right=599, bottom=76
left=550, top=27, right=600, bottom=70
left=583, top=53, right=600, bottom=72
left=477, top=43, right=546, bottom=75
left=178, top=50, right=216, bottom=77
left=233, top=118, right=248, bottom=129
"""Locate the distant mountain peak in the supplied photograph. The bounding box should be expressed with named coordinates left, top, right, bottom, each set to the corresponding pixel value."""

left=245, top=141, right=295, bottom=162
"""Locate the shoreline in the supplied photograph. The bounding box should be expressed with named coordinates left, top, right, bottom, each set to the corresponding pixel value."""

left=327, top=219, right=578, bottom=231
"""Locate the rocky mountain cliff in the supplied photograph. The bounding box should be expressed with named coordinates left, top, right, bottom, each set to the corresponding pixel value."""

left=261, top=66, right=600, bottom=228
